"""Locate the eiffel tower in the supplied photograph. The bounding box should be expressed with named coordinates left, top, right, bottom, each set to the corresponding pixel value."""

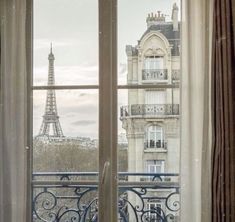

left=38, top=44, right=64, bottom=138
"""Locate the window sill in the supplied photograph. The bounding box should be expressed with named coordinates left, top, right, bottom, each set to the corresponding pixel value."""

left=144, top=148, right=167, bottom=153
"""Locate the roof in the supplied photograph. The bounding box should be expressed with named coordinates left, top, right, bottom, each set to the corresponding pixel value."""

left=140, top=23, right=181, bottom=56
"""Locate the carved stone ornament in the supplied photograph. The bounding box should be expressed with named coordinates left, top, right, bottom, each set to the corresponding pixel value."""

left=125, top=119, right=146, bottom=137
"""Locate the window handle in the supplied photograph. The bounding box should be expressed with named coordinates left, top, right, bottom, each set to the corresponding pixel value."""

left=101, top=161, right=110, bottom=185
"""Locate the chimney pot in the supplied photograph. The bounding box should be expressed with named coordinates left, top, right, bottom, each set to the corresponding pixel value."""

left=146, top=10, right=166, bottom=28
left=172, top=3, right=179, bottom=31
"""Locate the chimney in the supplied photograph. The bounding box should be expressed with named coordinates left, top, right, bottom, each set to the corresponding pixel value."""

left=171, top=3, right=179, bottom=31
left=146, top=11, right=166, bottom=28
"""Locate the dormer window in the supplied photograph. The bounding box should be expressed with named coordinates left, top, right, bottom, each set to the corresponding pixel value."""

left=144, top=56, right=164, bottom=70
left=142, top=56, right=167, bottom=81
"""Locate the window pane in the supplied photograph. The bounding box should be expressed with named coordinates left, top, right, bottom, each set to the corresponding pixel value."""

left=33, top=90, right=99, bottom=221
left=33, top=90, right=98, bottom=171
left=32, top=1, right=99, bottom=220
left=118, top=0, right=181, bottom=221
left=118, top=0, right=181, bottom=85
left=118, top=88, right=180, bottom=221
left=145, top=90, right=166, bottom=104
left=33, top=0, right=98, bottom=86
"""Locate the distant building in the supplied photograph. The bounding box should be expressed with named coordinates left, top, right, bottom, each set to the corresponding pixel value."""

left=120, top=3, right=180, bottom=221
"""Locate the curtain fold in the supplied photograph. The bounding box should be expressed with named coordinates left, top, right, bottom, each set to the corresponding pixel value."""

left=181, top=0, right=213, bottom=221
left=0, top=0, right=28, bottom=221
left=212, top=0, right=235, bottom=221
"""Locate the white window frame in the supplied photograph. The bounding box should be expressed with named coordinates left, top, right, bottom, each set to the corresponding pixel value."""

left=144, top=56, right=164, bottom=70
left=146, top=125, right=165, bottom=148
left=146, top=160, right=165, bottom=174
left=147, top=202, right=163, bottom=221
left=145, top=90, right=166, bottom=104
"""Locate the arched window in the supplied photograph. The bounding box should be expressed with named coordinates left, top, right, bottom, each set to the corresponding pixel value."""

left=145, top=125, right=165, bottom=148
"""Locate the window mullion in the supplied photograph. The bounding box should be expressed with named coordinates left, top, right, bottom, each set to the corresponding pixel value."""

left=27, top=0, right=33, bottom=221
left=99, top=0, right=117, bottom=221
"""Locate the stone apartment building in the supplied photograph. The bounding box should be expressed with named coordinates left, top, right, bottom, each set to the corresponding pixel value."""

left=120, top=3, right=180, bottom=221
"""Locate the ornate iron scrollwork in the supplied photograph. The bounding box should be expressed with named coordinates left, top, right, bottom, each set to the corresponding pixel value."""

left=33, top=173, right=180, bottom=222
left=142, top=69, right=168, bottom=81
left=120, top=104, right=180, bottom=118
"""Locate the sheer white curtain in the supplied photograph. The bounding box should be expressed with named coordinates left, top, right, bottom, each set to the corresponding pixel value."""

left=181, top=0, right=213, bottom=221
left=0, top=0, right=29, bottom=221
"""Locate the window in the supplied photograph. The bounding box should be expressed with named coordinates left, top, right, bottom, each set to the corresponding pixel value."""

left=31, top=1, right=180, bottom=222
left=146, top=160, right=165, bottom=174
left=145, top=160, right=165, bottom=182
left=145, top=125, right=166, bottom=149
left=147, top=202, right=163, bottom=222
left=144, top=56, right=164, bottom=70
left=145, top=90, right=166, bottom=104
left=142, top=56, right=167, bottom=81
left=1, top=0, right=219, bottom=221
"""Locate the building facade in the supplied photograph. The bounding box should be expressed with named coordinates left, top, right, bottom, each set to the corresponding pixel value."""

left=120, top=3, right=180, bottom=221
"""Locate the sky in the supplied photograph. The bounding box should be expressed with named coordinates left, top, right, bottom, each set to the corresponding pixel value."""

left=33, top=0, right=181, bottom=138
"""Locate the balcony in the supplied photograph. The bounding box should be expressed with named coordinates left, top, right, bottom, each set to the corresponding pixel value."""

left=120, top=104, right=180, bottom=119
left=144, top=140, right=167, bottom=150
left=32, top=172, right=180, bottom=222
left=142, top=69, right=168, bottom=82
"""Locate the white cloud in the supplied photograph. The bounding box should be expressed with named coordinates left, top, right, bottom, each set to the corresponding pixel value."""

left=34, top=38, right=80, bottom=50
left=33, top=65, right=98, bottom=85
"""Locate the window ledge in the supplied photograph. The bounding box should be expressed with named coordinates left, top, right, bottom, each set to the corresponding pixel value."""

left=144, top=148, right=167, bottom=153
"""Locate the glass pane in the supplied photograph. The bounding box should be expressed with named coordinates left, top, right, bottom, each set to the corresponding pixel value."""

left=118, top=0, right=181, bottom=85
left=33, top=90, right=99, bottom=221
left=118, top=0, right=181, bottom=221
left=33, top=89, right=98, bottom=171
left=33, top=0, right=98, bottom=86
left=118, top=90, right=128, bottom=173
left=33, top=1, right=99, bottom=220
left=118, top=88, right=180, bottom=220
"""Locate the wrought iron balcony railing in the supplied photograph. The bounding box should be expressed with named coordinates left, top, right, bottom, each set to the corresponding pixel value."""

left=144, top=140, right=167, bottom=149
left=142, top=69, right=168, bottom=81
left=120, top=104, right=180, bottom=118
left=32, top=172, right=180, bottom=222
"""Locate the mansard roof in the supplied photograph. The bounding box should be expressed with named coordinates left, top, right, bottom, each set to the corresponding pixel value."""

left=139, top=23, right=181, bottom=56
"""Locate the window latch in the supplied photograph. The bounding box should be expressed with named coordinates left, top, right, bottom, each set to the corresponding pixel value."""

left=101, top=161, right=110, bottom=185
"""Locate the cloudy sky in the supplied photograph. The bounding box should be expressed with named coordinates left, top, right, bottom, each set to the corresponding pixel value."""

left=33, top=0, right=180, bottom=138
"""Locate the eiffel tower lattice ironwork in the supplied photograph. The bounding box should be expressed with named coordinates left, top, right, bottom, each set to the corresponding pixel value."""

left=38, top=44, right=64, bottom=138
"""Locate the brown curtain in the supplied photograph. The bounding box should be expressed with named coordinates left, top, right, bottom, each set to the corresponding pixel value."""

left=212, top=0, right=235, bottom=221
